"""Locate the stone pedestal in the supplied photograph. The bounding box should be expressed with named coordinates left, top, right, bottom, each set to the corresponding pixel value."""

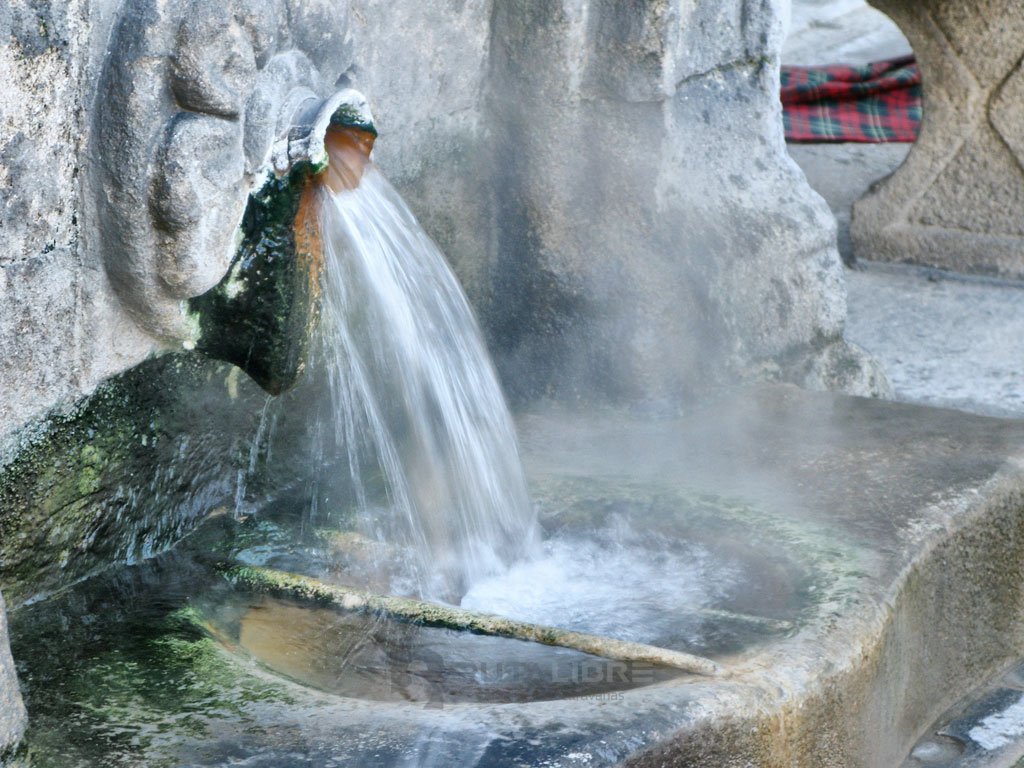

left=853, top=0, right=1024, bottom=278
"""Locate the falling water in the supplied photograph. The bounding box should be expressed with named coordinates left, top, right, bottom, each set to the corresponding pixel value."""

left=316, top=136, right=538, bottom=602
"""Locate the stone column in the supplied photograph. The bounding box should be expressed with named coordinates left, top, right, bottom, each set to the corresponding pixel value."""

left=485, top=0, right=890, bottom=404
left=853, top=0, right=1024, bottom=278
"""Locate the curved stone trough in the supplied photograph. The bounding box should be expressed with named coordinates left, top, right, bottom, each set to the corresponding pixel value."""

left=507, top=387, right=1024, bottom=767
left=12, top=385, right=1024, bottom=767
left=193, top=386, right=1024, bottom=768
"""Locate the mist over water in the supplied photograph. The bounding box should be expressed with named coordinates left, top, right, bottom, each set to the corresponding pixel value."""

left=461, top=514, right=737, bottom=646
left=317, top=165, right=539, bottom=601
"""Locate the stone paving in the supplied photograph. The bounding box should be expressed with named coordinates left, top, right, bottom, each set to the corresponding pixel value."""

left=845, top=265, right=1024, bottom=418
left=783, top=0, right=910, bottom=66
left=785, top=0, right=1024, bottom=422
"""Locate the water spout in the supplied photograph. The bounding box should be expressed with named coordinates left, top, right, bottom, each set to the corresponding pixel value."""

left=188, top=91, right=376, bottom=395
left=315, top=142, right=539, bottom=602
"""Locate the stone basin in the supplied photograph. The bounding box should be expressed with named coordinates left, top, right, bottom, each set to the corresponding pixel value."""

left=189, top=484, right=816, bottom=705
left=11, top=385, right=1024, bottom=767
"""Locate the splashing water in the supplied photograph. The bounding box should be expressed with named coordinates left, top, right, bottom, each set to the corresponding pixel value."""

left=316, top=154, right=538, bottom=602
left=461, top=514, right=738, bottom=646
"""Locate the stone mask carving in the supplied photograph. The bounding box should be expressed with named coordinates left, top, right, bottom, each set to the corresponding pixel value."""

left=92, top=0, right=364, bottom=345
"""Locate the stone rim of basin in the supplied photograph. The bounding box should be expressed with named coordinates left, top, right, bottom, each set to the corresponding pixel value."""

left=214, top=564, right=723, bottom=677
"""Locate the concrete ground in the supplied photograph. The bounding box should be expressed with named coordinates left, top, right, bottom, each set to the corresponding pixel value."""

left=783, top=0, right=1024, bottom=421
left=845, top=266, right=1024, bottom=419
left=783, top=0, right=911, bottom=66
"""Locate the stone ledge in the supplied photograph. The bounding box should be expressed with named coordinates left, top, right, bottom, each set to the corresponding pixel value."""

left=503, top=387, right=1024, bottom=766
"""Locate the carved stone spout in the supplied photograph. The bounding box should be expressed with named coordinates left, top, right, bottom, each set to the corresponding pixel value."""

left=189, top=97, right=377, bottom=395
left=91, top=0, right=373, bottom=393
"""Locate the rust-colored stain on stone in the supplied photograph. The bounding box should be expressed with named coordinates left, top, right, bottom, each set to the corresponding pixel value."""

left=293, top=124, right=377, bottom=336
left=322, top=125, right=377, bottom=194
left=294, top=182, right=325, bottom=329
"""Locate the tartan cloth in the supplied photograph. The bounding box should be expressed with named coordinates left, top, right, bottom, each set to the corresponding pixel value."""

left=781, top=55, right=921, bottom=142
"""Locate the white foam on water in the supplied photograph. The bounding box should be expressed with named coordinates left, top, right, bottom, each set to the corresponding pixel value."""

left=461, top=515, right=739, bottom=645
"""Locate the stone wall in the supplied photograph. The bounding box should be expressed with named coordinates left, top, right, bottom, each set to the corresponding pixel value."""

left=483, top=0, right=888, bottom=404
left=0, top=0, right=499, bottom=457
left=0, top=0, right=895, bottom=755
left=1, top=0, right=887, bottom=457
left=0, top=0, right=156, bottom=456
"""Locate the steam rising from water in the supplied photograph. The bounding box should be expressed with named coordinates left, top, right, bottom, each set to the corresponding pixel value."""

left=318, top=166, right=538, bottom=601
left=461, top=514, right=737, bottom=645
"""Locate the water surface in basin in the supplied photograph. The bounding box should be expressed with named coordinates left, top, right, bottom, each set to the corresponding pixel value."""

left=226, top=482, right=811, bottom=665
left=460, top=512, right=737, bottom=647
left=200, top=593, right=682, bottom=704
left=8, top=477, right=826, bottom=766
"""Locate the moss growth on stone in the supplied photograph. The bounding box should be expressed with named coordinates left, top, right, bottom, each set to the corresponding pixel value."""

left=12, top=581, right=296, bottom=767
left=188, top=159, right=325, bottom=396
left=0, top=353, right=270, bottom=608
left=329, top=104, right=377, bottom=137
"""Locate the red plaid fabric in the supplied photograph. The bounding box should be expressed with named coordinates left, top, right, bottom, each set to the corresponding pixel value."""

left=781, top=55, right=921, bottom=142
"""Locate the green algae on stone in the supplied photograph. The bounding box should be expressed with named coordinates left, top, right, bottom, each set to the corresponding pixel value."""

left=329, top=104, right=378, bottom=137
left=12, top=590, right=295, bottom=768
left=188, top=159, right=327, bottom=396
left=0, top=353, right=271, bottom=608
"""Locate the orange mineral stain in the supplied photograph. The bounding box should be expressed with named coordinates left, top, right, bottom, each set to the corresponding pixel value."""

left=293, top=181, right=324, bottom=323
left=292, top=125, right=376, bottom=320
left=322, top=125, right=377, bottom=194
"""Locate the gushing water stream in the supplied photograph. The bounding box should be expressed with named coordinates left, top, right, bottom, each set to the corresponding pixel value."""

left=317, top=146, right=538, bottom=602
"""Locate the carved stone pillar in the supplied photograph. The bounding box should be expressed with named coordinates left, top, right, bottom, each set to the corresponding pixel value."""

left=852, top=0, right=1024, bottom=277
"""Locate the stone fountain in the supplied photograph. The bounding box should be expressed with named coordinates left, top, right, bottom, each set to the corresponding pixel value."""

left=2, top=1, right=1022, bottom=766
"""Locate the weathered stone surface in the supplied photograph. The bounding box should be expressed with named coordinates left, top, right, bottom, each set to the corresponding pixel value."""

left=92, top=0, right=354, bottom=339
left=484, top=0, right=889, bottom=404
left=0, top=0, right=157, bottom=455
left=0, top=0, right=496, bottom=453
left=787, top=143, right=911, bottom=265
left=0, top=593, right=23, bottom=760
left=1, top=0, right=887, bottom=456
left=0, top=2, right=892, bottom=755
left=853, top=0, right=1024, bottom=278
left=0, top=354, right=269, bottom=609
